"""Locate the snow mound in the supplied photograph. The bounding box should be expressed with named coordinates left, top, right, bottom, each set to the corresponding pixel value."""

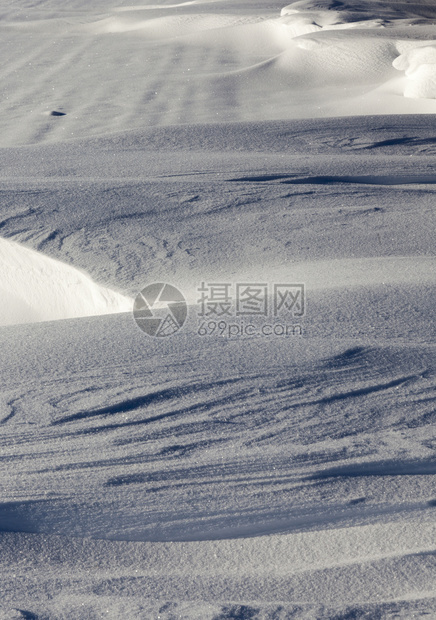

left=394, top=45, right=436, bottom=99
left=279, top=0, right=385, bottom=38
left=0, top=237, right=132, bottom=326
left=2, top=0, right=436, bottom=144
left=280, top=0, right=436, bottom=25
left=83, top=13, right=258, bottom=38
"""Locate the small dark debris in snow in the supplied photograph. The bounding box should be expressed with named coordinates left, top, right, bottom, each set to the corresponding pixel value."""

left=181, top=194, right=200, bottom=203
left=49, top=110, right=66, bottom=116
left=349, top=497, right=367, bottom=505
left=105, top=473, right=147, bottom=487
left=0, top=610, right=39, bottom=620
left=213, top=606, right=259, bottom=620
left=427, top=498, right=436, bottom=507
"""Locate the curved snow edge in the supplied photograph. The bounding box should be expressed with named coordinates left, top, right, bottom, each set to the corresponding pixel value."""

left=0, top=236, right=132, bottom=326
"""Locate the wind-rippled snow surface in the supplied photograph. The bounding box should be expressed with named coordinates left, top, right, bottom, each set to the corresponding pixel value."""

left=0, top=0, right=436, bottom=618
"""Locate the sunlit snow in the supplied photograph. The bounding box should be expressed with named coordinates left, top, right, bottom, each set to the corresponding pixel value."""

left=0, top=0, right=435, bottom=618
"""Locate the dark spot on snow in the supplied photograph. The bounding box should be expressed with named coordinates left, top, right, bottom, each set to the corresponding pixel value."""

left=1, top=610, right=39, bottom=620
left=328, top=608, right=382, bottom=619
left=180, top=194, right=200, bottom=203
left=158, top=602, right=178, bottom=614
left=281, top=174, right=436, bottom=185
left=309, top=459, right=436, bottom=480
left=228, top=174, right=299, bottom=182
left=427, top=498, right=436, bottom=507
left=105, top=473, right=147, bottom=487
left=230, top=173, right=436, bottom=186
left=49, top=110, right=66, bottom=116
left=213, top=605, right=259, bottom=620
left=326, top=346, right=367, bottom=368
left=364, top=136, right=436, bottom=150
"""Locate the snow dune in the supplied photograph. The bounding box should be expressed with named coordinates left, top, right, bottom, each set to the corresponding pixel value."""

left=2, top=0, right=436, bottom=146
left=394, top=44, right=436, bottom=99
left=1, top=519, right=436, bottom=618
left=0, top=236, right=131, bottom=326
left=1, top=0, right=436, bottom=618
left=1, top=115, right=435, bottom=301
left=0, top=310, right=435, bottom=617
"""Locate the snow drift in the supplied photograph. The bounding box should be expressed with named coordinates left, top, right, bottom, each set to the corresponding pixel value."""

left=1, top=0, right=436, bottom=617
left=0, top=236, right=131, bottom=326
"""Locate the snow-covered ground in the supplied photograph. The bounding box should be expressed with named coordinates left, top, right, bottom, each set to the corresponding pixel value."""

left=0, top=0, right=435, bottom=618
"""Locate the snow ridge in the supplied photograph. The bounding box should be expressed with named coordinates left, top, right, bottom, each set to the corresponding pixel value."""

left=0, top=236, right=131, bottom=326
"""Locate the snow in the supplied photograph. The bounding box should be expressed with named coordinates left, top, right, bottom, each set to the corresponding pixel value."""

left=0, top=236, right=131, bottom=326
left=394, top=44, right=436, bottom=99
left=0, top=0, right=435, bottom=618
